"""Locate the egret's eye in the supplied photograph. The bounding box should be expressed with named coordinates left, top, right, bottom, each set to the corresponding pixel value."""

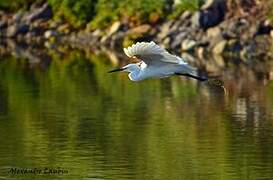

left=134, top=55, right=141, bottom=60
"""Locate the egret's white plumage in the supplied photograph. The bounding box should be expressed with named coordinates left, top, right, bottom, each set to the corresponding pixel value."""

left=109, top=41, right=206, bottom=81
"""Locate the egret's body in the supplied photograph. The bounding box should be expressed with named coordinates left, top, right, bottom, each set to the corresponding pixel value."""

left=108, top=41, right=206, bottom=81
left=127, top=61, right=196, bottom=81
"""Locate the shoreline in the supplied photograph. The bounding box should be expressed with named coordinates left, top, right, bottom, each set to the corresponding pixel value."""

left=1, top=1, right=273, bottom=61
left=1, top=38, right=273, bottom=82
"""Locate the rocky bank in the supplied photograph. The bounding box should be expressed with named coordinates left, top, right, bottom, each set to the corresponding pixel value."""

left=1, top=0, right=273, bottom=61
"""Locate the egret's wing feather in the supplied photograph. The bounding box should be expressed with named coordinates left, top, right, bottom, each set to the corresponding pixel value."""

left=124, top=41, right=165, bottom=58
left=123, top=41, right=186, bottom=65
left=162, top=53, right=187, bottom=65
left=137, top=54, right=164, bottom=65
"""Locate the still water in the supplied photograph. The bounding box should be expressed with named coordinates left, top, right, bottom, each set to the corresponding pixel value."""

left=0, top=50, right=273, bottom=179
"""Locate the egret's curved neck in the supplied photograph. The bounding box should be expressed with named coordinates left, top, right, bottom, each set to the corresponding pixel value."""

left=128, top=70, right=141, bottom=81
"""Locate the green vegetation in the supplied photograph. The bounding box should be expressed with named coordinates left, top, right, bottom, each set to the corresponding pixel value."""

left=0, top=0, right=39, bottom=11
left=268, top=7, right=273, bottom=23
left=89, top=0, right=166, bottom=28
left=48, top=0, right=97, bottom=27
left=0, top=0, right=205, bottom=28
left=4, top=0, right=273, bottom=29
left=169, top=0, right=205, bottom=19
left=88, top=0, right=120, bottom=28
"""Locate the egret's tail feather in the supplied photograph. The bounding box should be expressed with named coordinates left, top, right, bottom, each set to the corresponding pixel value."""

left=182, top=64, right=198, bottom=76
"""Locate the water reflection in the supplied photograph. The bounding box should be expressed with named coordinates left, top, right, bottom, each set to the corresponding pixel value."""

left=0, top=48, right=273, bottom=179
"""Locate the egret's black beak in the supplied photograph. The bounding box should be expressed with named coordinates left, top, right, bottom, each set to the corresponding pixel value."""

left=108, top=68, right=125, bottom=73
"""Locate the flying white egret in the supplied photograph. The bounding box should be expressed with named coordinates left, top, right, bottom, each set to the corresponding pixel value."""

left=108, top=41, right=207, bottom=81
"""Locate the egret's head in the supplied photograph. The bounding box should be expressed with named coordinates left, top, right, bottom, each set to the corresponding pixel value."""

left=108, top=64, right=140, bottom=73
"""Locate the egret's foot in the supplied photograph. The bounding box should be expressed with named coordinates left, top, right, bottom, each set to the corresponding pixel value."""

left=207, top=79, right=224, bottom=87
left=207, top=79, right=227, bottom=95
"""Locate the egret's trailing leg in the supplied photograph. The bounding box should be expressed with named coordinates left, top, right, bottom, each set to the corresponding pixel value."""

left=174, top=73, right=208, bottom=81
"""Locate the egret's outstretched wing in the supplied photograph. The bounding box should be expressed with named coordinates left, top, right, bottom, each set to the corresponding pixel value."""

left=123, top=41, right=186, bottom=65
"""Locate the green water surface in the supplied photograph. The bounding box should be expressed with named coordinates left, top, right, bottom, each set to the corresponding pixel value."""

left=0, top=51, right=273, bottom=179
